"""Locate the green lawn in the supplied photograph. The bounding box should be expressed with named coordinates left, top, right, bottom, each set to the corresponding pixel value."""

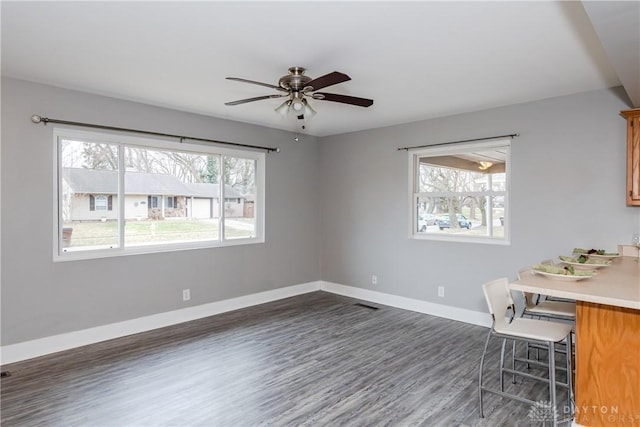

left=64, top=218, right=254, bottom=248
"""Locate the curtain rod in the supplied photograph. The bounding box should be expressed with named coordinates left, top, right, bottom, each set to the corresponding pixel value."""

left=30, top=115, right=280, bottom=153
left=397, top=133, right=519, bottom=151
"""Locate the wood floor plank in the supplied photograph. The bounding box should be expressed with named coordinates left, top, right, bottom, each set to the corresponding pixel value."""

left=1, top=292, right=572, bottom=426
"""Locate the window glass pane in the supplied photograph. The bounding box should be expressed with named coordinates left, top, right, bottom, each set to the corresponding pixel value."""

left=416, top=196, right=439, bottom=233
left=492, top=173, right=506, bottom=191
left=492, top=206, right=505, bottom=237
left=60, top=139, right=119, bottom=251
left=412, top=142, right=509, bottom=241
left=123, top=147, right=220, bottom=246
left=419, top=161, right=489, bottom=193
left=223, top=156, right=256, bottom=240
left=417, top=196, right=479, bottom=236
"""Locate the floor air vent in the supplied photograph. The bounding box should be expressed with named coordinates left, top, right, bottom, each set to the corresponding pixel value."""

left=354, top=303, right=379, bottom=310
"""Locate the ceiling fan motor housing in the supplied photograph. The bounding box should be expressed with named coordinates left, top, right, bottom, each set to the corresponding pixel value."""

left=279, top=67, right=312, bottom=91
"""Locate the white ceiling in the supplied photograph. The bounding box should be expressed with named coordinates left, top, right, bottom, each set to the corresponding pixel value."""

left=1, top=1, right=634, bottom=137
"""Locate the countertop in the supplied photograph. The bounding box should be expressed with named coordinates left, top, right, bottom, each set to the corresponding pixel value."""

left=511, top=256, right=640, bottom=310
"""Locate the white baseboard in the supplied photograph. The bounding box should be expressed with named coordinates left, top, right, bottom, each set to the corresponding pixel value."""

left=0, top=281, right=321, bottom=365
left=320, top=281, right=491, bottom=328
left=1, top=280, right=490, bottom=365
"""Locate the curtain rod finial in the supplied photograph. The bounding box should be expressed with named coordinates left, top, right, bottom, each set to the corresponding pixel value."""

left=31, top=115, right=42, bottom=123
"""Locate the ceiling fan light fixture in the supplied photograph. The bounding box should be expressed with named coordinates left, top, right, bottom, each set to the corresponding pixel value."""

left=275, top=100, right=291, bottom=116
left=291, top=98, right=305, bottom=113
left=302, top=99, right=316, bottom=118
left=291, top=101, right=304, bottom=112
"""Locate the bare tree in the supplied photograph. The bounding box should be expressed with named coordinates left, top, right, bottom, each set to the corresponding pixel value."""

left=419, top=163, right=479, bottom=228
left=224, top=157, right=256, bottom=193
left=80, top=144, right=256, bottom=194
left=81, top=143, right=118, bottom=170
left=124, top=148, right=211, bottom=183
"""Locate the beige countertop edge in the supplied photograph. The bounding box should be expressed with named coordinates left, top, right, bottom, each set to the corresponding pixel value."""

left=509, top=282, right=640, bottom=310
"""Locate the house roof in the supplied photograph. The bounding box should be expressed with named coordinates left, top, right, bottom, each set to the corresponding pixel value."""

left=184, top=183, right=242, bottom=199
left=62, top=168, right=243, bottom=198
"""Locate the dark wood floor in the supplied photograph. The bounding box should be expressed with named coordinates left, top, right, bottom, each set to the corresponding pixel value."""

left=1, top=291, right=572, bottom=426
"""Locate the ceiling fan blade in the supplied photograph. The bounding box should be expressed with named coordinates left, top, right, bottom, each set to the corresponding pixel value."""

left=226, top=77, right=288, bottom=93
left=314, top=92, right=374, bottom=107
left=304, top=71, right=351, bottom=91
left=225, top=94, right=288, bottom=106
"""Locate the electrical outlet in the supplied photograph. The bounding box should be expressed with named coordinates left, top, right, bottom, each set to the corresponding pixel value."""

left=182, top=289, right=191, bottom=301
left=371, top=274, right=378, bottom=285
left=438, top=286, right=445, bottom=298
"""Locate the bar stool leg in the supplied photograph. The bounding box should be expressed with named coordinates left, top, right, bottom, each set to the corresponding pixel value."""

left=478, top=328, right=492, bottom=418
left=548, top=341, right=558, bottom=427
left=511, top=340, right=517, bottom=384
left=500, top=338, right=507, bottom=392
left=566, top=333, right=574, bottom=414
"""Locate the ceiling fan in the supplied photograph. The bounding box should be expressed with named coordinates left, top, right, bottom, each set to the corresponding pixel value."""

left=225, top=67, right=374, bottom=121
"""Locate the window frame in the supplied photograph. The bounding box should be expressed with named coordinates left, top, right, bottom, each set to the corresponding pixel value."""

left=53, top=128, right=266, bottom=262
left=408, top=138, right=511, bottom=245
left=165, top=196, right=178, bottom=209
left=149, top=196, right=160, bottom=209
left=92, top=194, right=110, bottom=211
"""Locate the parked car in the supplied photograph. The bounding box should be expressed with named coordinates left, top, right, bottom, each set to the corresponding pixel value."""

left=437, top=214, right=472, bottom=230
left=417, top=214, right=438, bottom=232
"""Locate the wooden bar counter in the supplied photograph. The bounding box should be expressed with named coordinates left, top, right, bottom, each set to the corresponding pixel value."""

left=511, top=256, right=640, bottom=426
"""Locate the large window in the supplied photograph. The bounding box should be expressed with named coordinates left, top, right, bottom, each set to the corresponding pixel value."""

left=55, top=129, right=265, bottom=260
left=409, top=138, right=510, bottom=244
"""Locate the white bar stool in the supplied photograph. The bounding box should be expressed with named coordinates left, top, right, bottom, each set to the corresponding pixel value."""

left=478, top=278, right=573, bottom=427
left=517, top=268, right=575, bottom=366
left=518, top=268, right=576, bottom=321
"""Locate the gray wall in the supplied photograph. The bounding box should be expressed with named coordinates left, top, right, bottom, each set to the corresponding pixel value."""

left=1, top=78, right=321, bottom=345
left=2, top=78, right=639, bottom=347
left=319, top=87, right=639, bottom=313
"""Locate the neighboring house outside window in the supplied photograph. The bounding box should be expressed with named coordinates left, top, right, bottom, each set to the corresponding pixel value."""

left=409, top=138, right=511, bottom=244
